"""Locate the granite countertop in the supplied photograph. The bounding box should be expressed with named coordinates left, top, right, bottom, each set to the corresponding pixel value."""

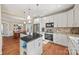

left=20, top=33, right=42, bottom=42
left=53, top=31, right=79, bottom=38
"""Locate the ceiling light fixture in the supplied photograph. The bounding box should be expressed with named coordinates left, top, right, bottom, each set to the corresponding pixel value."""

left=24, top=21, right=26, bottom=24
left=24, top=8, right=32, bottom=23
left=27, top=15, right=31, bottom=19
left=36, top=4, right=39, bottom=6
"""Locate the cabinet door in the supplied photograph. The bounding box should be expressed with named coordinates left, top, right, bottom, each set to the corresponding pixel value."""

left=67, top=10, right=74, bottom=27
left=74, top=5, right=79, bottom=27
left=53, top=12, right=67, bottom=27
left=53, top=15, right=58, bottom=27
left=59, top=13, right=67, bottom=27
left=45, top=17, right=50, bottom=23
left=49, top=16, right=54, bottom=22
left=40, top=17, right=46, bottom=28
left=35, top=37, right=43, bottom=54
left=68, top=39, right=76, bottom=55
left=27, top=40, right=36, bottom=55
left=27, top=37, right=43, bottom=55
left=53, top=33, right=68, bottom=47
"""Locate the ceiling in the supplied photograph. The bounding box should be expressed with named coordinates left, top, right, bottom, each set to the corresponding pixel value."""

left=1, top=4, right=74, bottom=23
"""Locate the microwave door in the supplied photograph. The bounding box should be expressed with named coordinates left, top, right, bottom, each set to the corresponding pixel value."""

left=46, top=22, right=54, bottom=27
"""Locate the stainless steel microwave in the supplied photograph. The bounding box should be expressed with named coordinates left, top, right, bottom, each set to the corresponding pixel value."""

left=46, top=22, right=54, bottom=28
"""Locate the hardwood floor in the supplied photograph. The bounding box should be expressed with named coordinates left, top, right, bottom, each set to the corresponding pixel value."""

left=2, top=36, right=69, bottom=55
left=43, top=42, right=69, bottom=55
left=2, top=36, right=20, bottom=55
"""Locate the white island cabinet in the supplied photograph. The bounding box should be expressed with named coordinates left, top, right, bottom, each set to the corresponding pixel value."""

left=20, top=34, right=43, bottom=55
left=68, top=36, right=79, bottom=55
left=27, top=37, right=42, bottom=55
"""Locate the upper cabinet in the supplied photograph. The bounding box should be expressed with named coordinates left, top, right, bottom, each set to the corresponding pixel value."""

left=48, top=16, right=54, bottom=23
left=73, top=5, right=79, bottom=27
left=40, top=17, right=46, bottom=28
left=37, top=5, right=79, bottom=27
left=67, top=4, right=79, bottom=27
left=53, top=12, right=68, bottom=27
left=67, top=9, right=74, bottom=27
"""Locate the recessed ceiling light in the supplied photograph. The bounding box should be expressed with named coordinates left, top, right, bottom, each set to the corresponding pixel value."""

left=24, top=22, right=26, bottom=24
left=27, top=15, right=31, bottom=19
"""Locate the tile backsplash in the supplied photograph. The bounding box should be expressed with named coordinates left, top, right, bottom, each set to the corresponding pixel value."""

left=53, top=27, right=79, bottom=34
left=71, top=27, right=79, bottom=34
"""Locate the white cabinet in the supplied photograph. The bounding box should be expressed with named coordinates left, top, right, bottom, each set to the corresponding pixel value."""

left=20, top=36, right=43, bottom=55
left=49, top=16, right=54, bottom=22
left=73, top=5, right=79, bottom=27
left=68, top=38, right=76, bottom=55
left=40, top=5, right=79, bottom=27
left=53, top=33, right=68, bottom=47
left=40, top=18, right=46, bottom=28
left=53, top=15, right=58, bottom=27
left=67, top=9, right=74, bottom=27
left=27, top=39, right=36, bottom=55
left=34, top=37, right=42, bottom=54
left=53, top=12, right=67, bottom=27
left=58, top=13, right=67, bottom=27
left=45, top=17, right=50, bottom=23
left=68, top=36, right=79, bottom=55
left=27, top=37, right=43, bottom=55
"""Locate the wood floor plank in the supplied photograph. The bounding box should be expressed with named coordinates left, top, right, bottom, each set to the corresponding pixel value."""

left=2, top=36, right=20, bottom=55
left=43, top=43, right=69, bottom=55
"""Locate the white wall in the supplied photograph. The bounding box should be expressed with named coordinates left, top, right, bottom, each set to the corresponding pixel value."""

left=0, top=4, right=2, bottom=55
left=2, top=21, right=25, bottom=36
left=2, top=21, right=14, bottom=36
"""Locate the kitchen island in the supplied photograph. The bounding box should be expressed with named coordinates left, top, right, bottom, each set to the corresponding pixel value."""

left=68, top=35, right=79, bottom=55
left=20, top=33, right=43, bottom=55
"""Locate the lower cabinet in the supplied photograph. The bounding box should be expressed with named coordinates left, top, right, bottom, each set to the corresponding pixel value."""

left=68, top=48, right=76, bottom=55
left=68, top=39, right=77, bottom=55
left=53, top=33, right=68, bottom=47
left=27, top=37, right=42, bottom=55
left=20, top=37, right=43, bottom=55
left=68, top=37, right=78, bottom=55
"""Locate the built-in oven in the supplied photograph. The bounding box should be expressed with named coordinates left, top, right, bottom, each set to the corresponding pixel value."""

left=45, top=22, right=54, bottom=41
left=45, top=33, right=53, bottom=41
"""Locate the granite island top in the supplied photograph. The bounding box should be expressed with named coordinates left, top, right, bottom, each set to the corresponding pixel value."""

left=20, top=33, right=42, bottom=42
